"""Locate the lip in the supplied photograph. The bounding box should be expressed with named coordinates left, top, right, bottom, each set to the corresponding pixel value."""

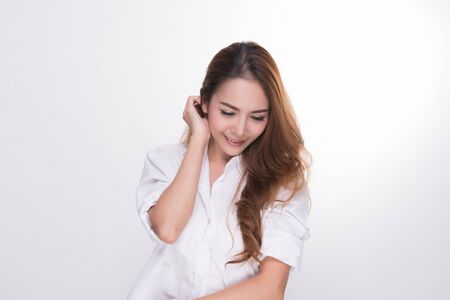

left=225, top=135, right=245, bottom=146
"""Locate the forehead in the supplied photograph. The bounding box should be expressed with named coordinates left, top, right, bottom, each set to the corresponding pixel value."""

left=212, top=78, right=269, bottom=110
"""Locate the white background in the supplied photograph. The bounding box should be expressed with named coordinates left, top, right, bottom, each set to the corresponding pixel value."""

left=1, top=0, right=449, bottom=299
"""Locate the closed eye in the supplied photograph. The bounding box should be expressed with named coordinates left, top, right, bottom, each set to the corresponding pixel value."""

left=252, top=116, right=265, bottom=121
left=220, top=110, right=265, bottom=122
left=220, top=110, right=234, bottom=116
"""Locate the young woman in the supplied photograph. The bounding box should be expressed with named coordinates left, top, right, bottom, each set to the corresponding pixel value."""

left=127, top=41, right=312, bottom=300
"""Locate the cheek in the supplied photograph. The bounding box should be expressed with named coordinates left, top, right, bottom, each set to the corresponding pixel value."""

left=207, top=111, right=226, bottom=131
left=253, top=121, right=268, bottom=134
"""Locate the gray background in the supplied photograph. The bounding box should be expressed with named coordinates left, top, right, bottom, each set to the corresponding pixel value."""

left=1, top=0, right=449, bottom=299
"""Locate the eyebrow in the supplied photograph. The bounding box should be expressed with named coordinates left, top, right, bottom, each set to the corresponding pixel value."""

left=219, top=101, right=269, bottom=113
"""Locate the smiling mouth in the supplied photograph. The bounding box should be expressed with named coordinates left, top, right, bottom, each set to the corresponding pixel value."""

left=225, top=135, right=245, bottom=146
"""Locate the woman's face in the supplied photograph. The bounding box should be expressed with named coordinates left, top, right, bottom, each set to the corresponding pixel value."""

left=202, top=78, right=269, bottom=162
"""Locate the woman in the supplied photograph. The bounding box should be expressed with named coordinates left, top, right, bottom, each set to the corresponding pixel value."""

left=128, top=41, right=312, bottom=300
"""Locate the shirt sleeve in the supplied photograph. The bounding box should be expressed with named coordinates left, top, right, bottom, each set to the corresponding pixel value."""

left=259, top=185, right=312, bottom=273
left=135, top=147, right=173, bottom=245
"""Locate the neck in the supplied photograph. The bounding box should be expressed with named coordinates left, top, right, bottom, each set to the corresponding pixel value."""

left=207, top=139, right=231, bottom=166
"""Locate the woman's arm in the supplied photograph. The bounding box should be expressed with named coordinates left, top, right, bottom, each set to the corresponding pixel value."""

left=148, top=137, right=207, bottom=243
left=196, top=256, right=290, bottom=300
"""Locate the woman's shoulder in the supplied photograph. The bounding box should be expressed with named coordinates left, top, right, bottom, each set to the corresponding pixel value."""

left=145, top=142, right=187, bottom=172
left=267, top=184, right=312, bottom=218
left=147, top=142, right=187, bottom=158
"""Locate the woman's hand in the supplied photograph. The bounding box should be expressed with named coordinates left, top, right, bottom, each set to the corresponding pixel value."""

left=183, top=95, right=210, bottom=145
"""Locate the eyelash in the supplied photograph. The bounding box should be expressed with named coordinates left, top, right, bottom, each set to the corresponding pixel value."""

left=220, top=110, right=265, bottom=121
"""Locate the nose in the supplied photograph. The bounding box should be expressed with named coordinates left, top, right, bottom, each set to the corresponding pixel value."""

left=232, top=116, right=247, bottom=138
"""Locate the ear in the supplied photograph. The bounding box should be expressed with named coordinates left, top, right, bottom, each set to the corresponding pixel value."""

left=201, top=101, right=208, bottom=114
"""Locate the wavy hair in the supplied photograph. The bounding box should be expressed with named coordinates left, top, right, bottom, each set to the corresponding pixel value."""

left=180, top=41, right=312, bottom=267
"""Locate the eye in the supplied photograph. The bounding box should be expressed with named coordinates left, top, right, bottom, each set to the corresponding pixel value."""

left=220, top=110, right=234, bottom=116
left=252, top=116, right=265, bottom=122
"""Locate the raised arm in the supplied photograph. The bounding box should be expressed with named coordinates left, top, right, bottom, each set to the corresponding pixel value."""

left=148, top=138, right=206, bottom=244
left=149, top=95, right=210, bottom=244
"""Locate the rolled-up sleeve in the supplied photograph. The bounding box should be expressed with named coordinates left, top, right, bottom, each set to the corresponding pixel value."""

left=259, top=185, right=312, bottom=273
left=136, top=148, right=172, bottom=244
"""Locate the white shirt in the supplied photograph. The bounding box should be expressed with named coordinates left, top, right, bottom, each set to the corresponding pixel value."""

left=127, top=142, right=311, bottom=300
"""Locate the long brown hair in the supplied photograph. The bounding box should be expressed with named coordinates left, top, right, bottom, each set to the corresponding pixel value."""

left=180, top=41, right=312, bottom=267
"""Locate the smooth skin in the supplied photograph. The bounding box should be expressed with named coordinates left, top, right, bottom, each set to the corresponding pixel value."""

left=147, top=95, right=209, bottom=244
left=149, top=78, right=291, bottom=299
